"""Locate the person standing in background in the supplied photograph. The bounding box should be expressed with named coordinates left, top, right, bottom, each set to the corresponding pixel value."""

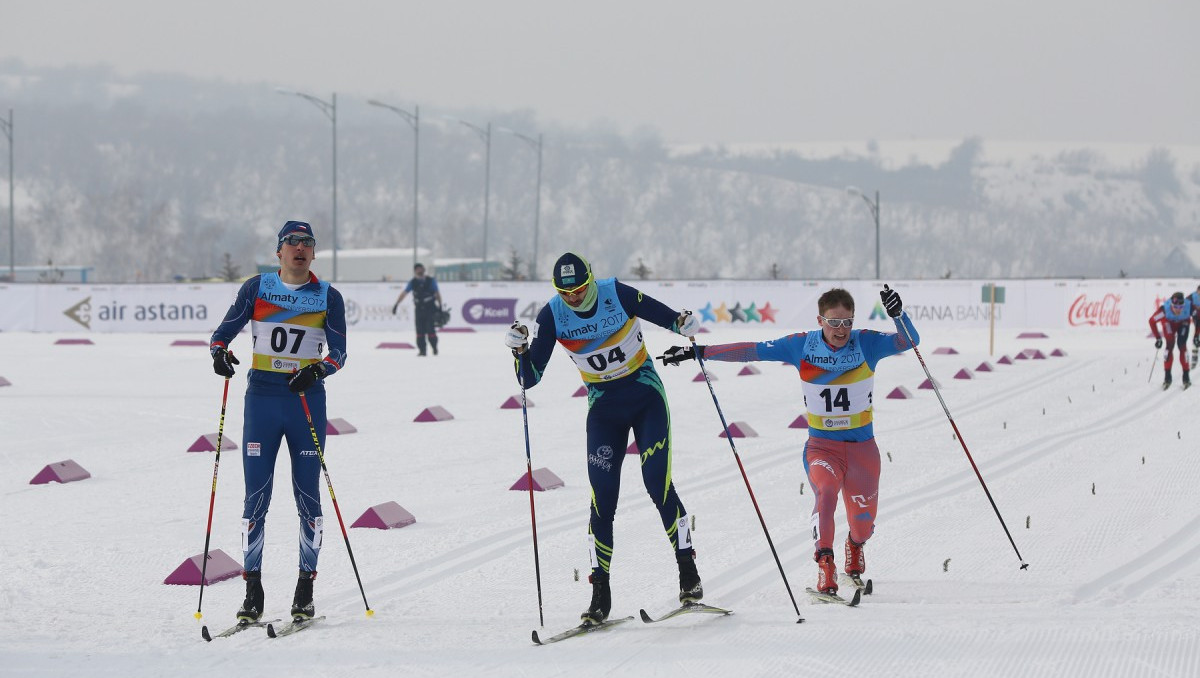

left=392, top=262, right=443, bottom=356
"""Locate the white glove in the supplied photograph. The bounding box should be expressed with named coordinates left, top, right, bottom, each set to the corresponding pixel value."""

left=504, top=322, right=530, bottom=351
left=677, top=310, right=701, bottom=338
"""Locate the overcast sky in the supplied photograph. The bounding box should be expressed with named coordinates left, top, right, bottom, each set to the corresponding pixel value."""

left=2, top=0, right=1196, bottom=145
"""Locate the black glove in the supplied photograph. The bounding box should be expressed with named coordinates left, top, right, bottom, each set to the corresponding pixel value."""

left=288, top=363, right=327, bottom=393
left=391, top=302, right=399, bottom=315
left=1193, top=334, right=1199, bottom=348
left=1155, top=337, right=1163, bottom=349
left=658, top=345, right=699, bottom=366
left=880, top=286, right=903, bottom=318
left=212, top=347, right=240, bottom=378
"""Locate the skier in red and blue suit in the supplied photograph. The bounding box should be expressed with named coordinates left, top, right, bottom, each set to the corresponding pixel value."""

left=1148, top=291, right=1195, bottom=388
left=209, top=220, right=347, bottom=623
left=659, top=286, right=917, bottom=596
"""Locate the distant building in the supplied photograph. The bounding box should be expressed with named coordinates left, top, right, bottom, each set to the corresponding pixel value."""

left=2, top=264, right=94, bottom=283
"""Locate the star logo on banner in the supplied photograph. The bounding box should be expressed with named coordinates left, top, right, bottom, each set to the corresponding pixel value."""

left=730, top=302, right=747, bottom=323
left=743, top=302, right=761, bottom=323
left=759, top=302, right=778, bottom=323
left=715, top=302, right=732, bottom=323
left=699, top=303, right=717, bottom=323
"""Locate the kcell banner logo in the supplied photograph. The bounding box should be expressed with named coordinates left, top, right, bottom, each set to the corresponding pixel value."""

left=464, top=298, right=517, bottom=324
left=1068, top=293, right=1122, bottom=327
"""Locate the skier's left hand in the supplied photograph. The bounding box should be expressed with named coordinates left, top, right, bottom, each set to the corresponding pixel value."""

left=677, top=310, right=701, bottom=337
left=288, top=363, right=327, bottom=394
left=1193, top=334, right=1199, bottom=348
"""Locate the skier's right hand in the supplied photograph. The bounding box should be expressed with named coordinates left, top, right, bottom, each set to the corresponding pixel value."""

left=1155, top=337, right=1163, bottom=349
left=212, top=347, right=240, bottom=378
left=504, top=322, right=530, bottom=353
left=1193, top=334, right=1199, bottom=348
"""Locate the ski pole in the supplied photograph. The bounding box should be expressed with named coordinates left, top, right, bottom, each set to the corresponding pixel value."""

left=195, top=376, right=231, bottom=624
left=886, top=285, right=1028, bottom=570
left=516, top=357, right=545, bottom=627
left=1148, top=347, right=1159, bottom=383
left=297, top=390, right=374, bottom=617
left=690, top=337, right=804, bottom=623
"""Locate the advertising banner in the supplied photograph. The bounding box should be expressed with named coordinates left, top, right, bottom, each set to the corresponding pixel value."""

left=1, top=278, right=1195, bottom=334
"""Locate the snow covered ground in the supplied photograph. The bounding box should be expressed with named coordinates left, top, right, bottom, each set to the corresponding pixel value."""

left=2, top=325, right=1198, bottom=677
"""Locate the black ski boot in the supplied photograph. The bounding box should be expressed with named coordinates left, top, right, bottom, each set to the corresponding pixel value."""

left=236, top=570, right=264, bottom=622
left=580, top=572, right=611, bottom=625
left=1164, top=372, right=1173, bottom=390
left=677, top=550, right=703, bottom=604
left=290, top=570, right=317, bottom=620
left=1184, top=370, right=1192, bottom=388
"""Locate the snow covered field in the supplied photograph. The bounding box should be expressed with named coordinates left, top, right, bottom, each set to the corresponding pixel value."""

left=2, top=325, right=1198, bottom=677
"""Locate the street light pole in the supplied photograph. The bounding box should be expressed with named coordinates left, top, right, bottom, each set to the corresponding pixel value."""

left=846, top=186, right=881, bottom=280
left=442, top=116, right=491, bottom=278
left=278, top=89, right=338, bottom=281
left=1, top=109, right=13, bottom=281
left=368, top=100, right=420, bottom=268
left=499, top=127, right=542, bottom=280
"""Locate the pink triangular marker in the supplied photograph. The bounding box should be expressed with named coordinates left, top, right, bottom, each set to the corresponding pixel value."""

left=997, top=355, right=1013, bottom=365
left=738, top=365, right=761, bottom=376
left=500, top=396, right=533, bottom=409
left=170, top=339, right=209, bottom=347
left=693, top=371, right=715, bottom=382
left=720, top=421, right=759, bottom=438
left=918, top=378, right=941, bottom=390
left=414, top=406, right=454, bottom=422
left=976, top=362, right=993, bottom=372
left=788, top=414, right=809, bottom=428
left=954, top=369, right=973, bottom=380
left=326, top=418, right=358, bottom=434
left=54, top=338, right=94, bottom=345
left=1028, top=350, right=1047, bottom=360
left=29, top=460, right=92, bottom=484
left=509, top=467, right=564, bottom=491
left=626, top=442, right=640, bottom=455
left=0, top=376, right=11, bottom=386
left=1051, top=349, right=1067, bottom=357
left=886, top=386, right=913, bottom=399
left=1017, top=332, right=1049, bottom=339
left=377, top=342, right=415, bottom=349
left=932, top=347, right=959, bottom=355
left=163, top=548, right=242, bottom=585
left=572, top=386, right=588, bottom=397
left=187, top=433, right=238, bottom=452
left=350, top=502, right=416, bottom=529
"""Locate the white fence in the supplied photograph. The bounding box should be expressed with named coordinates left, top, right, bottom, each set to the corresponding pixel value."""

left=0, top=278, right=1189, bottom=334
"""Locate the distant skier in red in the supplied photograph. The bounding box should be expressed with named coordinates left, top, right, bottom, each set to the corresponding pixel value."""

left=1148, top=291, right=1196, bottom=389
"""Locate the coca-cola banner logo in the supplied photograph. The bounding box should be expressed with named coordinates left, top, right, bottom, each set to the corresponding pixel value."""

left=1069, top=293, right=1122, bottom=327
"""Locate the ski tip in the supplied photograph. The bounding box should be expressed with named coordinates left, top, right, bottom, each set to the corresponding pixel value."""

left=266, top=623, right=277, bottom=638
left=200, top=626, right=212, bottom=642
left=849, top=588, right=863, bottom=607
left=638, top=609, right=654, bottom=624
left=531, top=630, right=543, bottom=645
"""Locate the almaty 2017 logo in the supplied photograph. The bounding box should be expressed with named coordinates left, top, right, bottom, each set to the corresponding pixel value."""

left=696, top=301, right=778, bottom=324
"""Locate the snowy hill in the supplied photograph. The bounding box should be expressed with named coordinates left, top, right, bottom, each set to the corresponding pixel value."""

left=2, top=325, right=1198, bottom=676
